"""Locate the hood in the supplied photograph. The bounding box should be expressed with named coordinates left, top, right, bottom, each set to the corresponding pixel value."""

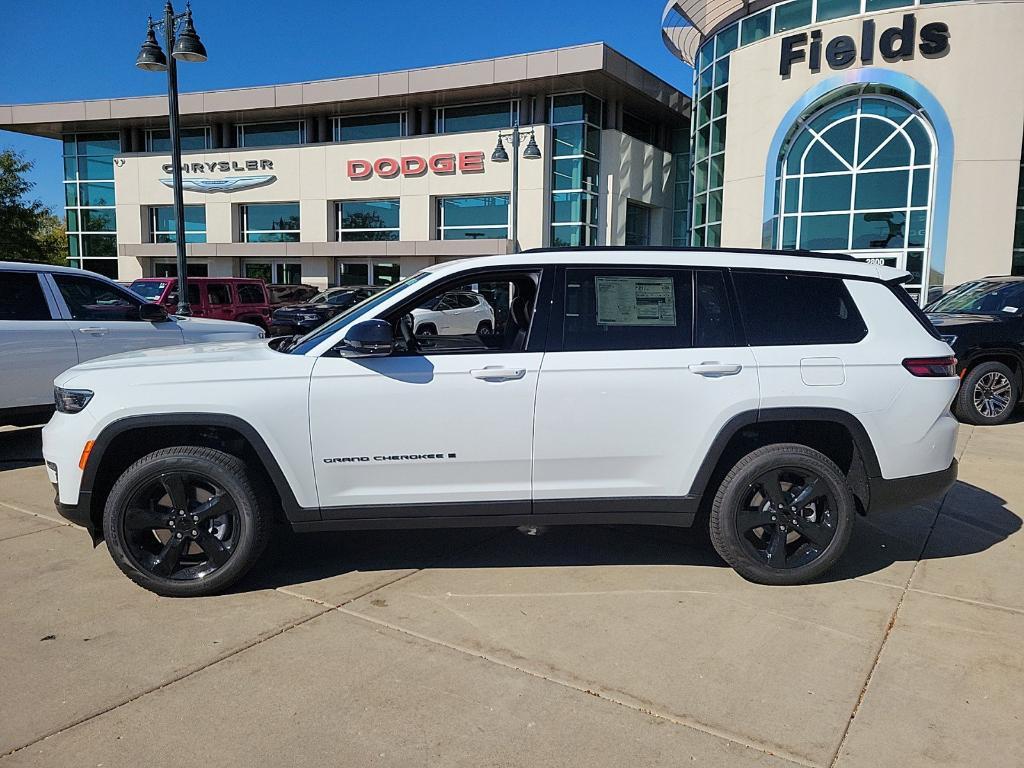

left=927, top=312, right=1013, bottom=328
left=56, top=339, right=276, bottom=384
left=172, top=315, right=264, bottom=339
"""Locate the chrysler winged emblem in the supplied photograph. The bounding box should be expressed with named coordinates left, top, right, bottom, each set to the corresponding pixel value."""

left=158, top=175, right=276, bottom=193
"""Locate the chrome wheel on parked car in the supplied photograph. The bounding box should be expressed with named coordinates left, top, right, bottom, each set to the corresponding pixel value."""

left=972, top=370, right=1013, bottom=419
left=956, top=361, right=1020, bottom=426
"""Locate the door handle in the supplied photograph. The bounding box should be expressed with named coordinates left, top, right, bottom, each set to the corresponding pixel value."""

left=471, top=366, right=526, bottom=381
left=689, top=362, right=742, bottom=377
left=78, top=327, right=108, bottom=336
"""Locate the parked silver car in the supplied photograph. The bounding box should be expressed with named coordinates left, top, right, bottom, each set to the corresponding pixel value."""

left=0, top=262, right=264, bottom=426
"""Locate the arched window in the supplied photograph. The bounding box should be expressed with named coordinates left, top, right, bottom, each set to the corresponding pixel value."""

left=772, top=86, right=935, bottom=295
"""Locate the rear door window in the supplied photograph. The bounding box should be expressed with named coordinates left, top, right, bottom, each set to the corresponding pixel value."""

left=561, top=267, right=694, bottom=351
left=0, top=273, right=51, bottom=320
left=207, top=283, right=231, bottom=305
left=732, top=271, right=868, bottom=345
left=237, top=284, right=265, bottom=304
left=695, top=269, right=737, bottom=347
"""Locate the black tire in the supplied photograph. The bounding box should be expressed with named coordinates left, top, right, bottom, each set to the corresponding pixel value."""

left=103, top=446, right=271, bottom=597
left=955, top=361, right=1018, bottom=425
left=476, top=320, right=493, bottom=335
left=417, top=323, right=437, bottom=336
left=709, top=443, right=855, bottom=586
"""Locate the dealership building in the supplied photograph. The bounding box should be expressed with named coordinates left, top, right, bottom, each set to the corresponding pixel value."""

left=663, top=0, right=1024, bottom=299
left=0, top=44, right=690, bottom=289
left=3, top=0, right=1023, bottom=302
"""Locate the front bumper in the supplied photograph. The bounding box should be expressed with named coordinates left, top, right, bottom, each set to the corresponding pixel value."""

left=52, top=485, right=101, bottom=545
left=868, top=459, right=958, bottom=515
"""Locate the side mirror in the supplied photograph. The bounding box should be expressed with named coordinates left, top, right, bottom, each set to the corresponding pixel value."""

left=336, top=319, right=393, bottom=358
left=139, top=303, right=169, bottom=322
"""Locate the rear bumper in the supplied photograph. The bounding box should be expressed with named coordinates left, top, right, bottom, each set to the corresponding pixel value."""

left=868, top=459, right=958, bottom=515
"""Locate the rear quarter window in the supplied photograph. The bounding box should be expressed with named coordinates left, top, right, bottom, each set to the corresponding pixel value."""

left=732, top=271, right=868, bottom=346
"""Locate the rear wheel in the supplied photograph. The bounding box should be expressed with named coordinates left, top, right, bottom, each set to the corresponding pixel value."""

left=476, top=320, right=493, bottom=335
left=709, top=444, right=855, bottom=585
left=955, top=361, right=1018, bottom=425
left=103, top=447, right=270, bottom=597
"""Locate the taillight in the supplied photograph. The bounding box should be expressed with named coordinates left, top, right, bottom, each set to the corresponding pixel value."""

left=902, top=356, right=957, bottom=377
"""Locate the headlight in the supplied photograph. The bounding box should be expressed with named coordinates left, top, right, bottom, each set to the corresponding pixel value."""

left=940, top=334, right=957, bottom=347
left=54, top=387, right=94, bottom=414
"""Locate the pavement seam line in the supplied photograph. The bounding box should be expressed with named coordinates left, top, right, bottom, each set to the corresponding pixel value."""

left=0, top=605, right=334, bottom=760
left=906, top=587, right=1024, bottom=616
left=0, top=524, right=64, bottom=543
left=0, top=500, right=74, bottom=528
left=335, top=605, right=819, bottom=768
left=826, top=447, right=961, bottom=768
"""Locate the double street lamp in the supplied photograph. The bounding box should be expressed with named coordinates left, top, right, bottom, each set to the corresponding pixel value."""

left=136, top=2, right=207, bottom=316
left=490, top=120, right=541, bottom=252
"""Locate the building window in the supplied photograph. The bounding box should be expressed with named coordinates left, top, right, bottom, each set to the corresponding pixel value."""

left=622, top=112, right=654, bottom=145
left=241, top=203, right=300, bottom=242
left=150, top=205, right=206, bottom=243
left=436, top=195, right=509, bottom=240
left=550, top=93, right=602, bottom=247
left=671, top=129, right=691, bottom=246
left=154, top=261, right=208, bottom=277
left=691, top=26, right=733, bottom=249
left=145, top=127, right=211, bottom=152
left=1013, top=131, right=1024, bottom=276
left=436, top=101, right=517, bottom=134
left=243, top=260, right=303, bottom=285
left=625, top=202, right=652, bottom=246
left=63, top=132, right=120, bottom=275
left=337, top=200, right=400, bottom=241
left=332, top=112, right=407, bottom=142
left=772, top=86, right=936, bottom=297
left=236, top=121, right=306, bottom=148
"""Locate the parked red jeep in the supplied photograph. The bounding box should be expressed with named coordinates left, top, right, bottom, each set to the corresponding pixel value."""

left=129, top=277, right=272, bottom=330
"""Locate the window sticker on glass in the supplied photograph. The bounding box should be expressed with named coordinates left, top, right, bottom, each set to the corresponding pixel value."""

left=1003, top=306, right=1018, bottom=313
left=595, top=276, right=676, bottom=326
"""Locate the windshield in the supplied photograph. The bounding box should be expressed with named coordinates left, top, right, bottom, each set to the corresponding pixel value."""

left=130, top=281, right=168, bottom=301
left=288, top=272, right=432, bottom=354
left=927, top=281, right=1024, bottom=315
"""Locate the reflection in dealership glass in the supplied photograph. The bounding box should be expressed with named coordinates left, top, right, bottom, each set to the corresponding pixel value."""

left=926, top=280, right=1024, bottom=315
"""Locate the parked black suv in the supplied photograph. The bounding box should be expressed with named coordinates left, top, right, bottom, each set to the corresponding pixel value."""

left=927, top=276, right=1024, bottom=424
left=270, top=286, right=381, bottom=335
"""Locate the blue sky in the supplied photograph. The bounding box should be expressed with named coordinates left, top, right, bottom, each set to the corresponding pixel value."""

left=0, top=0, right=692, bottom=213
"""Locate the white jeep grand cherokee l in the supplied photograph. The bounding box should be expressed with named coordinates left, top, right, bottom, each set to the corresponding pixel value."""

left=43, top=249, right=960, bottom=596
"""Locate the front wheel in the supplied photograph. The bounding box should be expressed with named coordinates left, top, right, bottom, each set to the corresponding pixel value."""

left=955, top=361, right=1018, bottom=425
left=103, top=446, right=271, bottom=597
left=709, top=444, right=855, bottom=585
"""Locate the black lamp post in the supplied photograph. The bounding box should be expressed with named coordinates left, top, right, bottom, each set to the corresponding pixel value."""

left=136, top=2, right=207, bottom=316
left=490, top=120, right=541, bottom=252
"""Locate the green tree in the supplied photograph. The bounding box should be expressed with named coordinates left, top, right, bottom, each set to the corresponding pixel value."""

left=0, top=149, right=68, bottom=265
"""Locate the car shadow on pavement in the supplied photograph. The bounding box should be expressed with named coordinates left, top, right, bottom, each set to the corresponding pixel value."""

left=0, top=427, right=44, bottom=471
left=235, top=480, right=1020, bottom=593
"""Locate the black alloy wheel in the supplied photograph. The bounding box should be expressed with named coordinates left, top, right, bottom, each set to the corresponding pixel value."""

left=103, top=447, right=270, bottom=596
left=122, top=472, right=239, bottom=581
left=735, top=467, right=837, bottom=571
left=709, top=443, right=855, bottom=585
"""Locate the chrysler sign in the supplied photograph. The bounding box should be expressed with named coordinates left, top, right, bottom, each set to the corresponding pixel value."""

left=348, top=152, right=485, bottom=180
left=159, top=157, right=277, bottom=193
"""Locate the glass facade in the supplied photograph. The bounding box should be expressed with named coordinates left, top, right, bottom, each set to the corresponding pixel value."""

left=333, top=113, right=407, bottom=142
left=145, top=127, right=211, bottom=152
left=436, top=101, right=517, bottom=134
left=691, top=24, right=734, bottom=247
left=337, top=200, right=400, bottom=241
left=241, top=203, right=301, bottom=242
left=63, top=132, right=120, bottom=276
left=150, top=205, right=206, bottom=243
left=237, top=121, right=306, bottom=147
left=671, top=129, right=691, bottom=246
left=1014, top=130, right=1024, bottom=276
left=772, top=86, right=937, bottom=295
left=436, top=195, right=510, bottom=239
left=550, top=93, right=602, bottom=247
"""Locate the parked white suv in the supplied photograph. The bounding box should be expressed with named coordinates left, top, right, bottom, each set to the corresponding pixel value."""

left=411, top=290, right=495, bottom=336
left=0, top=262, right=264, bottom=425
left=42, top=249, right=959, bottom=596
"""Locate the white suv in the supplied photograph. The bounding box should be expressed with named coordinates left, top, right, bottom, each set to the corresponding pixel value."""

left=1, top=262, right=264, bottom=426
left=42, top=249, right=960, bottom=596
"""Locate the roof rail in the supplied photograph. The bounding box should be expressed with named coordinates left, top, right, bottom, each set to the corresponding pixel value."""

left=519, top=245, right=857, bottom=262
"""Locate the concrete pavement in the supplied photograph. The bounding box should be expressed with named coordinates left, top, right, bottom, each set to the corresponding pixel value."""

left=0, top=422, right=1021, bottom=767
